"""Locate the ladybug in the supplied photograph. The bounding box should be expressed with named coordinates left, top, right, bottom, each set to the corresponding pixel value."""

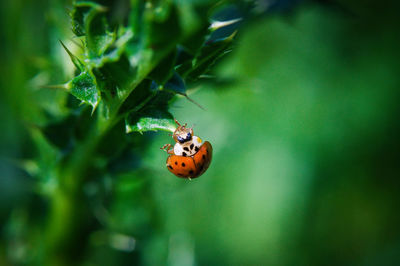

left=161, top=119, right=213, bottom=179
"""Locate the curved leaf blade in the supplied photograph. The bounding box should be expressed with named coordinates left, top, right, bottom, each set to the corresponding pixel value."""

left=126, top=109, right=176, bottom=134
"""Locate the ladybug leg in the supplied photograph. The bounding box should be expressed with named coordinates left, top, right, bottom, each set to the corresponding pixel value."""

left=160, top=143, right=169, bottom=151
left=160, top=143, right=174, bottom=154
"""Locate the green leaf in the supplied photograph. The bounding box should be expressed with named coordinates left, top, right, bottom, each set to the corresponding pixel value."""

left=148, top=49, right=177, bottom=85
left=177, top=4, right=210, bottom=53
left=117, top=79, right=153, bottom=116
left=70, top=3, right=89, bottom=37
left=70, top=1, right=107, bottom=37
left=71, top=1, right=116, bottom=60
left=86, top=12, right=115, bottom=59
left=163, top=72, right=205, bottom=110
left=163, top=71, right=186, bottom=95
left=178, top=31, right=236, bottom=81
left=125, top=108, right=176, bottom=134
left=125, top=89, right=176, bottom=134
left=94, top=53, right=136, bottom=96
left=67, top=71, right=100, bottom=109
left=126, top=1, right=181, bottom=70
left=89, top=28, right=133, bottom=68
left=143, top=2, right=181, bottom=50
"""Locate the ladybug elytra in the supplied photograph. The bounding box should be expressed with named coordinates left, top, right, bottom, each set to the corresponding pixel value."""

left=161, top=119, right=213, bottom=179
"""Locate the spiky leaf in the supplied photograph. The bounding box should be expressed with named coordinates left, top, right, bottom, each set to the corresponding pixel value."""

left=68, top=71, right=100, bottom=109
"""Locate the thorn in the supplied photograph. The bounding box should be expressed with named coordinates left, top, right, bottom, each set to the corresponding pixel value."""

left=183, top=93, right=206, bottom=111
left=209, top=18, right=243, bottom=31
left=90, top=101, right=99, bottom=115
left=226, top=30, right=238, bottom=41
left=40, top=83, right=69, bottom=91
left=59, top=40, right=83, bottom=71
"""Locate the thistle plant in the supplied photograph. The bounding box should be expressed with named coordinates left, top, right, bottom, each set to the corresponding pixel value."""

left=11, top=0, right=246, bottom=264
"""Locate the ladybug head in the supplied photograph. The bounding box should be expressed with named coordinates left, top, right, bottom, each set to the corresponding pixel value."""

left=173, top=119, right=194, bottom=144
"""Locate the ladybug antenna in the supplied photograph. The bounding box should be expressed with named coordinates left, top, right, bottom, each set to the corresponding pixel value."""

left=174, top=119, right=181, bottom=127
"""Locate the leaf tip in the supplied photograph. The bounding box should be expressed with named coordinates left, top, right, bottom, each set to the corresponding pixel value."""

left=40, top=83, right=70, bottom=91
left=90, top=102, right=99, bottom=115
left=59, top=40, right=84, bottom=71
left=178, top=93, right=206, bottom=111
left=209, top=18, right=243, bottom=31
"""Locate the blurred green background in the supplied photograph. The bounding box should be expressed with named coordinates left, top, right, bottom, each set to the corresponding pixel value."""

left=1, top=0, right=400, bottom=265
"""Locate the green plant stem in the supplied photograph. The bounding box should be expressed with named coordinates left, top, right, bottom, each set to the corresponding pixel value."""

left=45, top=118, right=111, bottom=266
left=42, top=47, right=174, bottom=265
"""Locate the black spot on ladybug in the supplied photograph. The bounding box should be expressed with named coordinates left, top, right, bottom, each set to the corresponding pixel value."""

left=189, top=170, right=194, bottom=175
left=183, top=147, right=189, bottom=151
left=198, top=164, right=204, bottom=172
left=195, top=146, right=199, bottom=152
left=175, top=161, right=178, bottom=165
left=182, top=162, right=186, bottom=167
left=202, top=154, right=206, bottom=160
left=168, top=165, right=173, bottom=170
left=182, top=152, right=187, bottom=157
left=190, top=144, right=194, bottom=150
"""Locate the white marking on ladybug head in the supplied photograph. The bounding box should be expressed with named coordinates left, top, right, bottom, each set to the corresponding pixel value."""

left=174, top=136, right=202, bottom=157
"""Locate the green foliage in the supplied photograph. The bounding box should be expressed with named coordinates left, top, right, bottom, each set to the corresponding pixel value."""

left=2, top=0, right=400, bottom=266
left=177, top=31, right=236, bottom=81
left=69, top=72, right=100, bottom=108
left=126, top=108, right=176, bottom=133
left=0, top=0, right=242, bottom=265
left=63, top=0, right=237, bottom=128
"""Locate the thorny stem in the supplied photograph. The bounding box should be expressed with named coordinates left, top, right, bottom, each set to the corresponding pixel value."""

left=45, top=117, right=113, bottom=266
left=43, top=45, right=176, bottom=265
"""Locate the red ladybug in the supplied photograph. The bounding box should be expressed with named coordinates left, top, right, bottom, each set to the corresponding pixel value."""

left=161, top=119, right=213, bottom=179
